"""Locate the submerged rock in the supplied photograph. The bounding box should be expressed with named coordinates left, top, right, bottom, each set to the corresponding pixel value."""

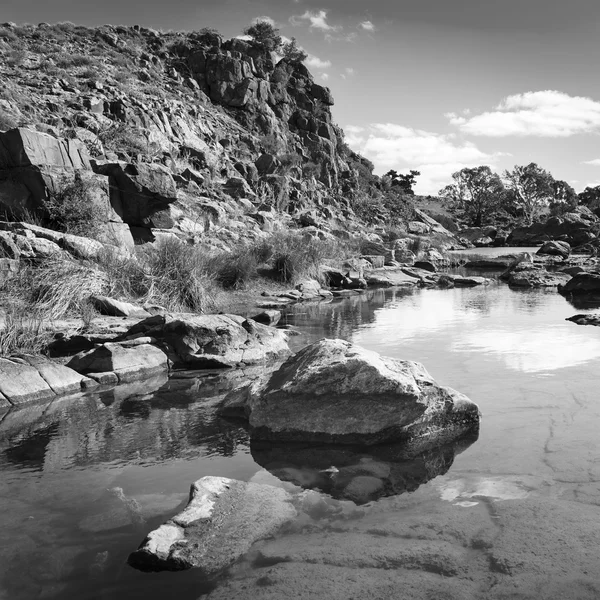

left=128, top=476, right=296, bottom=573
left=220, top=339, right=480, bottom=447
left=507, top=264, right=571, bottom=287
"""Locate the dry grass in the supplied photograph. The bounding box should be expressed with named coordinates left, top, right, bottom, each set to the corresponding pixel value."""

left=0, top=307, right=52, bottom=357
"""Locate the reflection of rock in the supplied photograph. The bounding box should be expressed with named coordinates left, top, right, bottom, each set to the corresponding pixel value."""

left=251, top=432, right=478, bottom=504
left=128, top=476, right=296, bottom=573
left=221, top=339, right=480, bottom=447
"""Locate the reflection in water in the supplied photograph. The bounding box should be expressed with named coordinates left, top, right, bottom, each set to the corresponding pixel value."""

left=251, top=432, right=479, bottom=504
left=2, top=278, right=600, bottom=599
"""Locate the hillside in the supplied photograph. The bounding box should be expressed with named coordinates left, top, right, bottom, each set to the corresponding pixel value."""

left=0, top=21, right=386, bottom=248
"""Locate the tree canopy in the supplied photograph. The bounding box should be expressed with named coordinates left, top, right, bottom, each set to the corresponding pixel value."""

left=242, top=19, right=282, bottom=51
left=384, top=169, right=420, bottom=195
left=439, top=166, right=505, bottom=226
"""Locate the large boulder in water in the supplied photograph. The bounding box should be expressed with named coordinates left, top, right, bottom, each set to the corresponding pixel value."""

left=537, top=240, right=570, bottom=259
left=558, top=272, right=600, bottom=295
left=128, top=476, right=296, bottom=573
left=220, top=339, right=480, bottom=447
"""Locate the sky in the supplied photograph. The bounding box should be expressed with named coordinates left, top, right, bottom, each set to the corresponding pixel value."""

left=5, top=0, right=600, bottom=194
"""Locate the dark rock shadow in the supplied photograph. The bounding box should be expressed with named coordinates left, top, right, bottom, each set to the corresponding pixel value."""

left=251, top=430, right=479, bottom=505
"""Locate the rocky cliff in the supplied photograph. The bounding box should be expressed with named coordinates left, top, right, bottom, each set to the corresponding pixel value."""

left=0, top=21, right=365, bottom=249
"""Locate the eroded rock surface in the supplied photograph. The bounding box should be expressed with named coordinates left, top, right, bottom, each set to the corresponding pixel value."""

left=128, top=476, right=296, bottom=573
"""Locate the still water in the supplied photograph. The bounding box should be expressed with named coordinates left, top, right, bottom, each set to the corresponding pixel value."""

left=1, top=278, right=600, bottom=599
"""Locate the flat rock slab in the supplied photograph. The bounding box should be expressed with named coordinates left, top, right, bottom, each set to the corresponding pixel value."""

left=128, top=476, right=296, bottom=574
left=0, top=355, right=90, bottom=406
left=67, top=343, right=169, bottom=383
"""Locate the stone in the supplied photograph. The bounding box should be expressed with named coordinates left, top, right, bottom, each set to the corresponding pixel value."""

left=0, top=356, right=90, bottom=405
left=508, top=264, right=571, bottom=287
left=251, top=310, right=282, bottom=326
left=558, top=272, right=600, bottom=295
left=89, top=295, right=151, bottom=318
left=407, top=221, right=429, bottom=235
left=365, top=274, right=394, bottom=287
left=66, top=343, right=169, bottom=383
left=92, top=161, right=178, bottom=228
left=222, top=339, right=480, bottom=447
left=222, top=176, right=255, bottom=200
left=123, top=313, right=290, bottom=368
left=537, top=240, right=571, bottom=259
left=361, top=255, right=385, bottom=269
left=0, top=127, right=90, bottom=170
left=128, top=476, right=296, bottom=573
left=509, top=210, right=598, bottom=246
left=466, top=253, right=533, bottom=269
left=414, top=260, right=436, bottom=272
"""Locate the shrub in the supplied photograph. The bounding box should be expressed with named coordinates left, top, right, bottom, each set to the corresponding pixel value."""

left=211, top=249, right=258, bottom=290
left=0, top=110, right=17, bottom=131
left=140, top=237, right=217, bottom=313
left=45, top=175, right=107, bottom=238
left=270, top=231, right=344, bottom=284
left=99, top=123, right=148, bottom=156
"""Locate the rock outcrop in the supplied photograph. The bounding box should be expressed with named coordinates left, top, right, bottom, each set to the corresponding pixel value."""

left=558, top=272, right=600, bottom=295
left=128, top=476, right=296, bottom=573
left=220, top=339, right=480, bottom=447
left=122, top=313, right=290, bottom=368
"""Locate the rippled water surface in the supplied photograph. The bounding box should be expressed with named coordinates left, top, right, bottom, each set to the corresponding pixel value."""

left=2, top=277, right=600, bottom=599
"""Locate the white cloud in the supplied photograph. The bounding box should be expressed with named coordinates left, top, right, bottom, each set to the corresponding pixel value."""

left=320, top=73, right=330, bottom=81
left=448, top=90, right=600, bottom=137
left=290, top=10, right=341, bottom=31
left=345, top=123, right=504, bottom=194
left=583, top=159, right=600, bottom=166
left=340, top=67, right=355, bottom=79
left=305, top=54, right=331, bottom=69
left=359, top=20, right=375, bottom=31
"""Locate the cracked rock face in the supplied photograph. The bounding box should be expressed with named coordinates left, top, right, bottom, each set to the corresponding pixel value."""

left=221, top=339, right=481, bottom=447
left=128, top=476, right=297, bottom=573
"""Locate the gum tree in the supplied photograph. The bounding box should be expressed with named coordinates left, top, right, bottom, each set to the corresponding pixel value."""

left=503, top=163, right=555, bottom=225
left=439, top=166, right=504, bottom=226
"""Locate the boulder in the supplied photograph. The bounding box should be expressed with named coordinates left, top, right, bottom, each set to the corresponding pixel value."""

left=361, top=255, right=385, bottom=269
left=414, top=260, right=436, bottom=273
left=221, top=339, right=480, bottom=447
left=537, top=240, right=570, bottom=259
left=508, top=264, right=571, bottom=287
left=92, top=161, right=178, bottom=228
left=89, top=295, right=151, bottom=318
left=67, top=343, right=169, bottom=383
left=466, top=253, right=533, bottom=269
left=251, top=310, right=282, bottom=326
left=509, top=211, right=598, bottom=246
left=566, top=314, right=600, bottom=327
left=0, top=127, right=90, bottom=170
left=407, top=221, right=429, bottom=235
left=128, top=476, right=296, bottom=573
left=558, top=273, right=600, bottom=295
left=123, top=313, right=290, bottom=368
left=0, top=356, right=90, bottom=406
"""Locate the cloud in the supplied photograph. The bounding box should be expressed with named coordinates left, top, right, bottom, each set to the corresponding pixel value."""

left=345, top=123, right=504, bottom=194
left=340, top=67, right=355, bottom=79
left=448, top=90, right=600, bottom=137
left=583, top=159, right=600, bottom=166
left=290, top=10, right=341, bottom=31
left=359, top=20, right=375, bottom=31
left=305, top=54, right=331, bottom=69
left=320, top=73, right=330, bottom=81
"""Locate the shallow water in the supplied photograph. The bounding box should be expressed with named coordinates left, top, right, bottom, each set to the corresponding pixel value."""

left=2, top=279, right=600, bottom=599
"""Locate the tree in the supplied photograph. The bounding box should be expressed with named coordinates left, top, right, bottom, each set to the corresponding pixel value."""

left=549, top=180, right=577, bottom=215
left=243, top=19, right=282, bottom=52
left=383, top=169, right=420, bottom=195
left=438, top=166, right=504, bottom=227
left=579, top=185, right=600, bottom=209
left=503, top=163, right=554, bottom=225
left=281, top=37, right=307, bottom=63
